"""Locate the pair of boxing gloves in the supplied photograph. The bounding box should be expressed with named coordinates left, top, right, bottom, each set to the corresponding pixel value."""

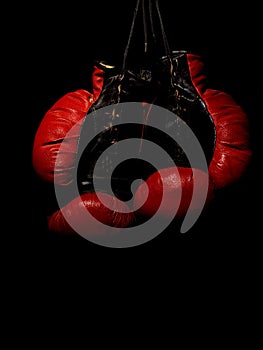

left=32, top=52, right=252, bottom=236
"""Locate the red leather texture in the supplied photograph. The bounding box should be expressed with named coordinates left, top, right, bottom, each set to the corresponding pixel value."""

left=32, top=55, right=252, bottom=235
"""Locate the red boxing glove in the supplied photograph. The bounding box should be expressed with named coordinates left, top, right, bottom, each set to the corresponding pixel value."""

left=32, top=65, right=135, bottom=235
left=134, top=53, right=252, bottom=220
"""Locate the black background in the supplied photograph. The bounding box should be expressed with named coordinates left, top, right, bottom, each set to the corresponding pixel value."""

left=18, top=1, right=262, bottom=267
left=2, top=2, right=260, bottom=341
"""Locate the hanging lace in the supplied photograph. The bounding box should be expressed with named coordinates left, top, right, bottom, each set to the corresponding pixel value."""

left=121, top=0, right=174, bottom=77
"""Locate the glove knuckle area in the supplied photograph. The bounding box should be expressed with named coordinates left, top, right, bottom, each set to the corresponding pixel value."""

left=48, top=192, right=136, bottom=236
left=134, top=167, right=214, bottom=220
